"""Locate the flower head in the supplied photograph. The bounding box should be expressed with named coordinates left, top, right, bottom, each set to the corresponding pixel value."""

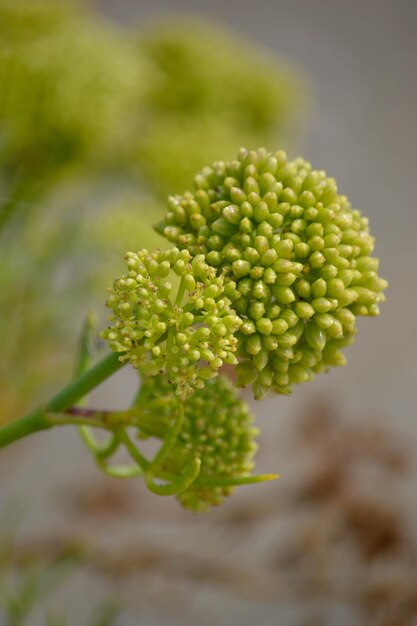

left=139, top=374, right=259, bottom=511
left=101, top=247, right=241, bottom=399
left=157, top=148, right=388, bottom=398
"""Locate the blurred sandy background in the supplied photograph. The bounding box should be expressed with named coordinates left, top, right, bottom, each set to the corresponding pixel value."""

left=1, top=1, right=416, bottom=625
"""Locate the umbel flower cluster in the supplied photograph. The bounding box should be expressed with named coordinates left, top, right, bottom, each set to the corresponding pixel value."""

left=137, top=374, right=258, bottom=511
left=155, top=147, right=388, bottom=398
left=101, top=147, right=387, bottom=509
left=102, top=247, right=241, bottom=399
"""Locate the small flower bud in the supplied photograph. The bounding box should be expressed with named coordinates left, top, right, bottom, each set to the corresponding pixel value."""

left=295, top=302, right=315, bottom=319
left=271, top=285, right=295, bottom=304
left=256, top=318, right=273, bottom=336
left=246, top=335, right=262, bottom=355
left=305, top=323, right=326, bottom=351
left=232, top=259, right=251, bottom=278
left=271, top=319, right=289, bottom=335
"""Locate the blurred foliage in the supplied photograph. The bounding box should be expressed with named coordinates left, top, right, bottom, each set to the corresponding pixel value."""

left=0, top=508, right=122, bottom=626
left=135, top=19, right=303, bottom=195
left=0, top=0, right=143, bottom=220
left=0, top=181, right=162, bottom=417
left=0, top=513, right=75, bottom=626
left=0, top=0, right=307, bottom=421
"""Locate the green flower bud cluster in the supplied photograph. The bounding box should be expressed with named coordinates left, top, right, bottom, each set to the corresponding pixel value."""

left=102, top=248, right=242, bottom=399
left=157, top=147, right=388, bottom=398
left=139, top=374, right=258, bottom=511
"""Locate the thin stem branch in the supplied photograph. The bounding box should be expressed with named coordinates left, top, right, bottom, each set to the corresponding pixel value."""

left=194, top=473, right=279, bottom=488
left=175, top=276, right=186, bottom=306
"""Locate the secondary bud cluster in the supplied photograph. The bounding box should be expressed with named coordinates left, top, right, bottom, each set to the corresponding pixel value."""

left=101, top=248, right=241, bottom=398
left=140, top=374, right=258, bottom=511
left=157, top=147, right=388, bottom=398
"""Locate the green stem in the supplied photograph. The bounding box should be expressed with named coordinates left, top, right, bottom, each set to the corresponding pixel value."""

left=48, top=352, right=123, bottom=412
left=175, top=276, right=186, bottom=306
left=119, top=430, right=149, bottom=471
left=47, top=412, right=113, bottom=430
left=0, top=409, right=50, bottom=449
left=0, top=352, right=124, bottom=450
left=194, top=473, right=279, bottom=488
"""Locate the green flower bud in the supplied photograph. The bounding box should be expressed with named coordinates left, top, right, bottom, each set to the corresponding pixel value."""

left=272, top=285, right=295, bottom=305
left=246, top=334, right=262, bottom=355
left=314, top=313, right=334, bottom=329
left=223, top=204, right=241, bottom=225
left=232, top=259, right=251, bottom=278
left=280, top=309, right=299, bottom=328
left=311, top=278, right=327, bottom=298
left=271, top=319, right=289, bottom=335
left=295, top=301, right=315, bottom=319
left=262, top=334, right=279, bottom=351
left=305, top=323, right=326, bottom=351
left=249, top=302, right=266, bottom=320
left=311, top=297, right=333, bottom=314
left=294, top=242, right=310, bottom=258
left=310, top=251, right=326, bottom=268
left=288, top=365, right=310, bottom=384
left=274, top=272, right=297, bottom=286
left=240, top=320, right=256, bottom=335
left=256, top=318, right=273, bottom=336
left=254, top=201, right=270, bottom=222
left=263, top=268, right=278, bottom=284
left=254, top=235, right=269, bottom=255
left=261, top=248, right=278, bottom=266
left=240, top=217, right=254, bottom=234
left=252, top=280, right=270, bottom=299
left=254, top=349, right=269, bottom=371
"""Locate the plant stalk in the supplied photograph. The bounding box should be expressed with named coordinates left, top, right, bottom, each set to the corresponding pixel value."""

left=0, top=352, right=124, bottom=449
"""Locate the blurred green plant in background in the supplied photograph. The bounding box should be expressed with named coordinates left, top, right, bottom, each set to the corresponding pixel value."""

left=0, top=501, right=127, bottom=626
left=0, top=0, right=306, bottom=422
left=0, top=0, right=143, bottom=227
left=135, top=18, right=302, bottom=195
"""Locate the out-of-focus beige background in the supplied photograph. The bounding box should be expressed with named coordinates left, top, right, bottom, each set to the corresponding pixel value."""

left=1, top=1, right=416, bottom=624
